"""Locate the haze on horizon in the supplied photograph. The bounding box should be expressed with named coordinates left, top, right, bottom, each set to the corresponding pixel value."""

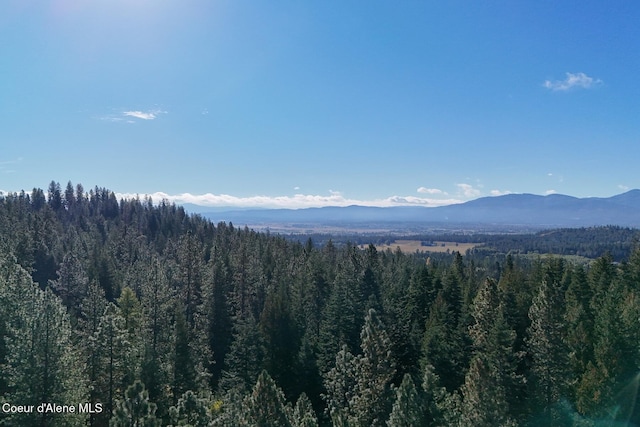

left=2, top=1, right=639, bottom=208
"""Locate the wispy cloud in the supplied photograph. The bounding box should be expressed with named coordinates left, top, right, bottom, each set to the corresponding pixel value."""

left=123, top=110, right=160, bottom=120
left=456, top=183, right=482, bottom=198
left=545, top=189, right=558, bottom=195
left=490, top=189, right=512, bottom=196
left=417, top=187, right=446, bottom=195
left=98, top=109, right=167, bottom=123
left=543, top=72, right=602, bottom=91
left=114, top=191, right=465, bottom=209
left=0, top=157, right=23, bottom=174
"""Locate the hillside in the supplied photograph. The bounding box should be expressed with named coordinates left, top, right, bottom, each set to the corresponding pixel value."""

left=202, top=190, right=640, bottom=230
left=2, top=182, right=640, bottom=425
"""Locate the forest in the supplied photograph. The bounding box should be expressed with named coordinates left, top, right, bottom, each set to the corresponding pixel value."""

left=2, top=181, right=640, bottom=426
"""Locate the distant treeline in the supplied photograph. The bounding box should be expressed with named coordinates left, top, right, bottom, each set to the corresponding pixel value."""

left=288, top=226, right=640, bottom=261
left=2, top=181, right=640, bottom=426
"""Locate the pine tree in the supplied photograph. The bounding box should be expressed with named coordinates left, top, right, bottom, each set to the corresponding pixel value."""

left=219, top=312, right=265, bottom=394
left=459, top=356, right=512, bottom=427
left=421, top=364, right=461, bottom=427
left=51, top=251, right=89, bottom=315
left=350, top=308, right=396, bottom=427
left=459, top=278, right=519, bottom=426
left=244, top=370, right=293, bottom=427
left=2, top=264, right=88, bottom=426
left=110, top=381, right=160, bottom=427
left=526, top=280, right=570, bottom=425
left=175, top=233, right=205, bottom=328
left=421, top=292, right=464, bottom=392
left=318, top=247, right=366, bottom=373
left=322, top=345, right=358, bottom=426
left=260, top=280, right=297, bottom=397
left=387, top=373, right=424, bottom=427
left=565, top=265, right=593, bottom=379
left=204, top=248, right=233, bottom=390
left=89, top=302, right=133, bottom=426
left=168, top=390, right=212, bottom=427
left=139, top=257, right=174, bottom=415
left=172, top=304, right=197, bottom=399
left=292, top=393, right=319, bottom=427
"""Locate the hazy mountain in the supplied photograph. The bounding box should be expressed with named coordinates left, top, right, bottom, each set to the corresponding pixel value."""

left=199, top=190, right=640, bottom=229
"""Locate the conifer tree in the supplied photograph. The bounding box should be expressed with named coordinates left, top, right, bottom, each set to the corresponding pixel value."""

left=139, top=257, right=174, bottom=414
left=459, top=356, right=512, bottom=427
left=172, top=304, right=198, bottom=399
left=3, top=267, right=87, bottom=426
left=318, top=245, right=366, bottom=373
left=421, top=364, right=461, bottom=427
left=350, top=308, right=396, bottom=427
left=204, top=248, right=233, bottom=390
left=527, top=280, right=570, bottom=424
left=89, top=302, right=133, bottom=425
left=175, top=233, right=205, bottom=328
left=459, top=278, right=519, bottom=426
left=219, top=312, right=265, bottom=394
left=244, top=370, right=293, bottom=427
left=168, top=390, right=212, bottom=427
left=322, top=345, right=358, bottom=426
left=387, top=373, right=423, bottom=427
left=110, top=380, right=160, bottom=427
left=421, top=292, right=464, bottom=392
left=292, top=393, right=319, bottom=427
left=260, top=279, right=297, bottom=396
left=565, top=265, right=595, bottom=397
left=51, top=251, right=89, bottom=314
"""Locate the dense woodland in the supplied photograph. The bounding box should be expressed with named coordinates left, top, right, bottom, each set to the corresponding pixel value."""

left=2, top=181, right=640, bottom=426
left=331, top=226, right=640, bottom=262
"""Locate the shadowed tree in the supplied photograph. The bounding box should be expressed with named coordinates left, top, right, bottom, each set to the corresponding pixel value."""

left=244, top=370, right=293, bottom=427
left=387, top=373, right=424, bottom=427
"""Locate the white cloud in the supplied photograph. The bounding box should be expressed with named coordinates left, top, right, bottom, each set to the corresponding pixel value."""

left=543, top=72, right=602, bottom=91
left=490, top=190, right=512, bottom=196
left=456, top=183, right=482, bottom=198
left=123, top=110, right=159, bottom=120
left=114, top=191, right=464, bottom=209
left=417, top=187, right=445, bottom=195
left=545, top=189, right=558, bottom=195
left=98, top=109, right=167, bottom=122
left=618, top=184, right=630, bottom=192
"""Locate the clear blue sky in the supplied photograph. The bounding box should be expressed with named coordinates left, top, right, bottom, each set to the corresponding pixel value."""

left=2, top=1, right=639, bottom=208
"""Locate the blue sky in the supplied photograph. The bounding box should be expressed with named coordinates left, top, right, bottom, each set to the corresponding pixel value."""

left=2, top=1, right=639, bottom=208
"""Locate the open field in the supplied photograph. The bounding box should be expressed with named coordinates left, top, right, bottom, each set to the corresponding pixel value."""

left=366, top=240, right=480, bottom=254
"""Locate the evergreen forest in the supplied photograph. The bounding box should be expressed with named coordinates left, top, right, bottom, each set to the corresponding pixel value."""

left=2, top=181, right=640, bottom=426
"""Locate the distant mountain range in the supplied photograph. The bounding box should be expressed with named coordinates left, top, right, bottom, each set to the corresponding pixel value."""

left=197, top=190, right=640, bottom=230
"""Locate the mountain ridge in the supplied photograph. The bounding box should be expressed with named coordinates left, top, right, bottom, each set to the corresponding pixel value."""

left=198, top=190, right=640, bottom=229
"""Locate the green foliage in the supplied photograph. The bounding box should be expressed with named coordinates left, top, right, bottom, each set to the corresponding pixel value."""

left=527, top=279, right=571, bottom=424
left=322, top=345, right=358, bottom=425
left=350, top=308, right=396, bottom=427
left=4, top=183, right=640, bottom=426
left=89, top=302, right=134, bottom=424
left=292, top=393, right=319, bottom=427
left=244, top=370, right=293, bottom=427
left=168, top=390, right=212, bottom=427
left=110, top=380, right=160, bottom=427
left=1, top=257, right=87, bottom=426
left=387, top=373, right=423, bottom=427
